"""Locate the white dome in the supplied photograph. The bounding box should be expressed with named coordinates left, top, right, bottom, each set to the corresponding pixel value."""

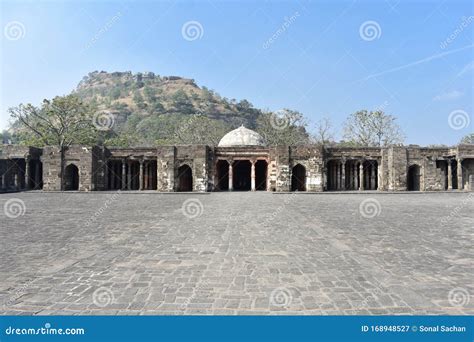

left=218, top=126, right=265, bottom=147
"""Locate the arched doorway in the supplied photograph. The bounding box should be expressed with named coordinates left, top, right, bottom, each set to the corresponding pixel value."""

left=407, top=165, right=421, bottom=191
left=64, top=164, right=79, bottom=191
left=216, top=160, right=229, bottom=191
left=363, top=160, right=378, bottom=190
left=291, top=164, right=306, bottom=191
left=32, top=160, right=43, bottom=189
left=233, top=160, right=251, bottom=191
left=326, top=160, right=339, bottom=190
left=255, top=160, right=267, bottom=191
left=177, top=164, right=193, bottom=192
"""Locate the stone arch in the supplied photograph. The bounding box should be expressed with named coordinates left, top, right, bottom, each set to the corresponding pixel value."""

left=255, top=160, right=268, bottom=191
left=64, top=164, right=79, bottom=191
left=407, top=164, right=421, bottom=191
left=291, top=164, right=306, bottom=191
left=215, top=160, right=229, bottom=191
left=232, top=160, right=251, bottom=191
left=32, top=160, right=43, bottom=189
left=177, top=164, right=193, bottom=192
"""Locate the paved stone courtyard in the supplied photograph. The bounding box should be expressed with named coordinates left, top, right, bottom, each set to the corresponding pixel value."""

left=0, top=192, right=472, bottom=315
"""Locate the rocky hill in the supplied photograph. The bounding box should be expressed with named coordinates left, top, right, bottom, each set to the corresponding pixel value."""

left=74, top=71, right=264, bottom=145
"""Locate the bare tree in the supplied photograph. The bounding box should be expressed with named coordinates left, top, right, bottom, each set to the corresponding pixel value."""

left=9, top=95, right=98, bottom=190
left=312, top=117, right=335, bottom=145
left=343, top=110, right=404, bottom=147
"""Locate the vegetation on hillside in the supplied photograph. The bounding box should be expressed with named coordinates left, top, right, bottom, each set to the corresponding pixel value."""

left=6, top=70, right=451, bottom=149
left=70, top=71, right=311, bottom=146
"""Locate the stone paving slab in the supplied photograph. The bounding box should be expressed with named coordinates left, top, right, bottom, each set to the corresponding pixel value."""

left=0, top=192, right=472, bottom=315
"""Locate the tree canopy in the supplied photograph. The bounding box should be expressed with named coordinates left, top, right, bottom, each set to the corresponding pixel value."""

left=256, top=109, right=310, bottom=146
left=9, top=94, right=99, bottom=190
left=9, top=95, right=99, bottom=148
left=342, top=110, right=404, bottom=147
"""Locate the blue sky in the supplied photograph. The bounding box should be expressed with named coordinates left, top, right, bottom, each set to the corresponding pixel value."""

left=1, top=0, right=473, bottom=145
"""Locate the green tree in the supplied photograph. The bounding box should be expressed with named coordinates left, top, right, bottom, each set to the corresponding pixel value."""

left=110, top=87, right=121, bottom=100
left=143, top=86, right=157, bottom=103
left=133, top=90, right=146, bottom=109
left=171, top=90, right=194, bottom=114
left=9, top=95, right=98, bottom=190
left=256, top=109, right=310, bottom=146
left=343, top=110, right=404, bottom=147
left=174, top=115, right=231, bottom=145
left=0, top=130, right=12, bottom=144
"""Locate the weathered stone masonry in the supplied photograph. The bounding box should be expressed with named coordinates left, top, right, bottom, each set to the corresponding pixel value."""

left=1, top=143, right=474, bottom=193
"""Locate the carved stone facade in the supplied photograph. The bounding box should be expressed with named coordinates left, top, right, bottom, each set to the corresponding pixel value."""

left=1, top=143, right=474, bottom=192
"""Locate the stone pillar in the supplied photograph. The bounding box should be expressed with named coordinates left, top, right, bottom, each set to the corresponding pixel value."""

left=139, top=160, right=144, bottom=190
left=1, top=171, right=6, bottom=190
left=336, top=162, right=340, bottom=190
left=14, top=173, right=19, bottom=190
left=352, top=164, right=357, bottom=190
left=457, top=159, right=463, bottom=190
left=127, top=161, right=132, bottom=190
left=370, top=164, right=376, bottom=190
left=469, top=174, right=474, bottom=191
left=331, top=164, right=335, bottom=190
left=341, top=160, right=346, bottom=190
left=144, top=162, right=148, bottom=190
left=447, top=160, right=452, bottom=190
left=34, top=162, right=40, bottom=190
left=376, top=161, right=381, bottom=191
left=24, top=158, right=30, bottom=190
left=109, top=164, right=113, bottom=190
left=121, top=160, right=126, bottom=190
left=228, top=162, right=233, bottom=191
left=328, top=163, right=336, bottom=190
left=251, top=161, right=256, bottom=191
left=103, top=161, right=108, bottom=191
left=359, top=162, right=364, bottom=191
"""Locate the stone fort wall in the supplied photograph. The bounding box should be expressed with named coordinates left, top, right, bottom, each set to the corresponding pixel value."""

left=1, top=144, right=473, bottom=192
